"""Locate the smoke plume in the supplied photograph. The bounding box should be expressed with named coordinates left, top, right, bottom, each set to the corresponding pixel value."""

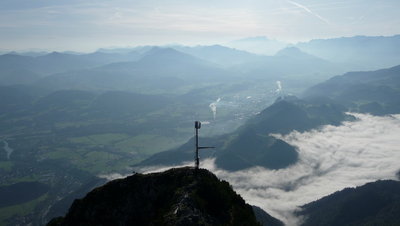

left=209, top=97, right=221, bottom=120
left=275, top=81, right=283, bottom=95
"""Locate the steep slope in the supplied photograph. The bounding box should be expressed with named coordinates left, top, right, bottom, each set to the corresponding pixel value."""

left=48, top=167, right=264, bottom=226
left=44, top=178, right=107, bottom=224
left=304, top=64, right=400, bottom=115
left=214, top=128, right=298, bottom=171
left=214, top=97, right=350, bottom=171
left=252, top=206, right=284, bottom=226
left=298, top=180, right=400, bottom=226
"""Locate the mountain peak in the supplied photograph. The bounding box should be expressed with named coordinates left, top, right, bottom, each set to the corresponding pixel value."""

left=140, top=47, right=202, bottom=64
left=48, top=167, right=264, bottom=226
left=47, top=51, right=63, bottom=56
left=275, top=46, right=308, bottom=57
left=39, top=51, right=73, bottom=60
left=274, top=46, right=327, bottom=63
left=144, top=46, right=185, bottom=56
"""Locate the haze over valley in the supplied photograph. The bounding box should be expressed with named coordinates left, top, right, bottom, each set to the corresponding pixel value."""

left=1, top=0, right=400, bottom=225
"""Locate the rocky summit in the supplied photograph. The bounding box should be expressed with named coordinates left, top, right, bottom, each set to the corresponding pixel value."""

left=48, top=167, right=267, bottom=226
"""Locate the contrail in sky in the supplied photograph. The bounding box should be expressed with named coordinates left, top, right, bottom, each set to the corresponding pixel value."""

left=287, top=0, right=330, bottom=24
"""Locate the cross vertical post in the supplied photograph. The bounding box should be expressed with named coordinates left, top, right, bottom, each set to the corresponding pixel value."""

left=194, top=121, right=215, bottom=171
left=195, top=121, right=201, bottom=170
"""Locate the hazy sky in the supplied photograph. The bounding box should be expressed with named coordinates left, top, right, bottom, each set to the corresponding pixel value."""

left=1, top=0, right=400, bottom=52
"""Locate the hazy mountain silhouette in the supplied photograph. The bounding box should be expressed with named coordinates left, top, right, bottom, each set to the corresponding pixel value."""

left=296, top=35, right=400, bottom=70
left=233, top=46, right=342, bottom=80
left=10, top=51, right=49, bottom=57
left=107, top=47, right=228, bottom=79
left=227, top=36, right=288, bottom=55
left=0, top=50, right=142, bottom=79
left=36, top=47, right=236, bottom=93
left=275, top=46, right=323, bottom=60
left=304, top=64, right=400, bottom=115
left=172, top=45, right=261, bottom=67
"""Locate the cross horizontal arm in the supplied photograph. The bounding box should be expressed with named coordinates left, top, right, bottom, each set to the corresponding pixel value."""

left=198, top=146, right=215, bottom=149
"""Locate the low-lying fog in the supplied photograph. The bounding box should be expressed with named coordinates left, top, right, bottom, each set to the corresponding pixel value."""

left=115, top=113, right=400, bottom=225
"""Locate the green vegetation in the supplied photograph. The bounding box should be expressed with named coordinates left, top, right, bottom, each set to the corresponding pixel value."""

left=7, top=175, right=41, bottom=185
left=0, top=78, right=278, bottom=225
left=69, top=133, right=130, bottom=146
left=115, top=134, right=183, bottom=155
left=0, top=194, right=48, bottom=225
left=0, top=161, right=13, bottom=171
left=0, top=182, right=49, bottom=208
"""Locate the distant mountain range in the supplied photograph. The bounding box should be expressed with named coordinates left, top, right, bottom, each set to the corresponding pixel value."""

left=225, top=35, right=400, bottom=71
left=0, top=51, right=141, bottom=76
left=296, top=35, right=400, bottom=70
left=32, top=45, right=344, bottom=94
left=2, top=35, right=400, bottom=93
left=232, top=46, right=341, bottom=79
left=32, top=47, right=237, bottom=93
left=172, top=44, right=260, bottom=67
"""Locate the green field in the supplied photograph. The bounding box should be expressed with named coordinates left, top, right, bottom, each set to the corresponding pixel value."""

left=0, top=194, right=48, bottom=225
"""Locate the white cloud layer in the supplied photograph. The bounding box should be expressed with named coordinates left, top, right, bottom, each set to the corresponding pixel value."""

left=140, top=113, right=400, bottom=225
